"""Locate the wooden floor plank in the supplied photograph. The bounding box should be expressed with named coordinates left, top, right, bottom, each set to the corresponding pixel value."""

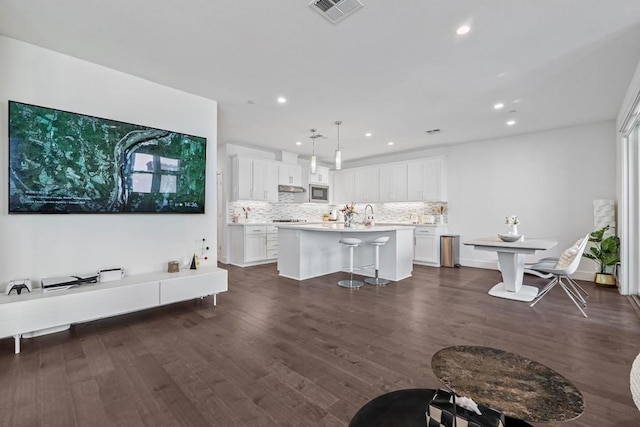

left=0, top=263, right=639, bottom=426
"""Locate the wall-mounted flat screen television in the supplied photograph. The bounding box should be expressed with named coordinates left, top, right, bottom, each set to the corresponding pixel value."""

left=8, top=101, right=207, bottom=214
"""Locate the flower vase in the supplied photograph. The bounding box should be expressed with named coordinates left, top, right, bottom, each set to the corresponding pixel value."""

left=508, top=224, right=519, bottom=235
left=345, top=214, right=353, bottom=228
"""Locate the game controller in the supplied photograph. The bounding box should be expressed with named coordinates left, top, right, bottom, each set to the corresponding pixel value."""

left=5, top=279, right=32, bottom=295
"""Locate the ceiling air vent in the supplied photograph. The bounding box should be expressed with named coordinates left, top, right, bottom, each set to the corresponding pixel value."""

left=309, top=0, right=364, bottom=24
left=426, top=129, right=442, bottom=135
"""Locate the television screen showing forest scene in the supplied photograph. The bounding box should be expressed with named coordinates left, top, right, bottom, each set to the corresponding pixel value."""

left=8, top=101, right=207, bottom=214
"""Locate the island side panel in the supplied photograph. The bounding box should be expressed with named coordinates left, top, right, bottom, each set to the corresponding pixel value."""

left=376, top=228, right=414, bottom=281
left=277, top=228, right=301, bottom=279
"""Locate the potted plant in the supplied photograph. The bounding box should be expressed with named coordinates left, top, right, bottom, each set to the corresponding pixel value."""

left=583, top=225, right=620, bottom=286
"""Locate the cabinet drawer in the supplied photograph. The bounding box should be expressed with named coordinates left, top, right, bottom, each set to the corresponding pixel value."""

left=267, top=240, right=278, bottom=250
left=245, top=226, right=267, bottom=235
left=267, top=225, right=278, bottom=234
left=266, top=233, right=278, bottom=242
left=266, top=249, right=278, bottom=259
left=415, top=227, right=435, bottom=236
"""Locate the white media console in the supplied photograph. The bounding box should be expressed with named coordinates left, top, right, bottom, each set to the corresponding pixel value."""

left=0, top=266, right=228, bottom=354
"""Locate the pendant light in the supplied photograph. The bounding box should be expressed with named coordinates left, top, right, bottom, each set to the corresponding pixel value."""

left=335, top=120, right=342, bottom=171
left=309, top=128, right=317, bottom=174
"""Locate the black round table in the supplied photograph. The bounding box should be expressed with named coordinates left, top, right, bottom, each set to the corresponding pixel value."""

left=349, top=388, right=532, bottom=427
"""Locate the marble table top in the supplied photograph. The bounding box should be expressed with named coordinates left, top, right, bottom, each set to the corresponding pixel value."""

left=431, top=345, right=584, bottom=423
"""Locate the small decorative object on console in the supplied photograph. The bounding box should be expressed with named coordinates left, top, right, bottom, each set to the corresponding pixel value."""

left=167, top=260, right=180, bottom=273
left=190, top=238, right=211, bottom=270
left=5, top=279, right=32, bottom=295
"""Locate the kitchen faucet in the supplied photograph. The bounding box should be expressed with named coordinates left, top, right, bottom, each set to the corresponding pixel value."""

left=364, top=204, right=374, bottom=226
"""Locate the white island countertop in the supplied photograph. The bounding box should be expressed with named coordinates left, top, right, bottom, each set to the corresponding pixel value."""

left=275, top=223, right=414, bottom=232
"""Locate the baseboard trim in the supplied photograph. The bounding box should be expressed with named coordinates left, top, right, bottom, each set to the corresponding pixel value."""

left=459, top=258, right=497, bottom=270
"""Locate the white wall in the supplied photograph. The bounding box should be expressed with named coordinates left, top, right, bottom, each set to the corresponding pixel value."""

left=349, top=121, right=617, bottom=279
left=0, top=36, right=218, bottom=284
left=449, top=122, right=615, bottom=276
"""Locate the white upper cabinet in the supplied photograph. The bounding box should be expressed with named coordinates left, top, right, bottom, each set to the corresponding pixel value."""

left=232, top=157, right=253, bottom=201
left=232, top=157, right=279, bottom=202
left=253, top=160, right=279, bottom=202
left=354, top=167, right=380, bottom=203
left=332, top=169, right=356, bottom=204
left=379, top=163, right=408, bottom=202
left=407, top=158, right=446, bottom=201
left=309, top=165, right=330, bottom=185
left=278, top=164, right=302, bottom=186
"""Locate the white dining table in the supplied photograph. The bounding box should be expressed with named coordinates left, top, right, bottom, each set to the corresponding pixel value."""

left=464, top=236, right=558, bottom=301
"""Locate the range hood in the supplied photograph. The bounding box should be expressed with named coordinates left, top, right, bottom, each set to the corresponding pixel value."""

left=278, top=185, right=306, bottom=193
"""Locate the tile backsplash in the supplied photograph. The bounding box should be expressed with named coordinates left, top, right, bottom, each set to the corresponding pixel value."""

left=229, top=197, right=448, bottom=224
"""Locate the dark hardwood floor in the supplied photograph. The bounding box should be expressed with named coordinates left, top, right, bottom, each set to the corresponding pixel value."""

left=1, top=264, right=639, bottom=426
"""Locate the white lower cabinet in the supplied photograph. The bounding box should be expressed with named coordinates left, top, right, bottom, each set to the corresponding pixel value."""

left=230, top=225, right=278, bottom=266
left=414, top=225, right=447, bottom=267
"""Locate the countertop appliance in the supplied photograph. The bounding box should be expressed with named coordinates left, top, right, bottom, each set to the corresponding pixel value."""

left=309, top=184, right=329, bottom=202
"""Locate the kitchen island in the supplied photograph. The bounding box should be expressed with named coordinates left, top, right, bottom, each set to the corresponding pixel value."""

left=277, top=223, right=415, bottom=282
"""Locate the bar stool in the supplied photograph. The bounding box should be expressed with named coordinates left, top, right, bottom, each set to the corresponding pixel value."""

left=338, top=237, right=365, bottom=288
left=365, top=236, right=390, bottom=286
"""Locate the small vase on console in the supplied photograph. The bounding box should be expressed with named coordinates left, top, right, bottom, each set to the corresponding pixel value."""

left=508, top=224, right=519, bottom=235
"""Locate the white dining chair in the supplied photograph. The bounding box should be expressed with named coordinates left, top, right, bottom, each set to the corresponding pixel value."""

left=527, top=235, right=590, bottom=317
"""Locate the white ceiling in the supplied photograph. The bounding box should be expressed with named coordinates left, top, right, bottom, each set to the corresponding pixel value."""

left=1, top=0, right=640, bottom=166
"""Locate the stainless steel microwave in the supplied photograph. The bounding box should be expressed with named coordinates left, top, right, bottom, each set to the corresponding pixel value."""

left=309, top=184, right=329, bottom=202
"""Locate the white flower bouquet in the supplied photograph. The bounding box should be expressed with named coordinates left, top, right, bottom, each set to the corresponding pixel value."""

left=505, top=215, right=519, bottom=225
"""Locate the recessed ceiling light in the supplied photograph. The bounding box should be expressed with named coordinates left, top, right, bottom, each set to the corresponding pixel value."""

left=456, top=25, right=470, bottom=35
left=295, top=141, right=302, bottom=146
left=365, top=132, right=372, bottom=137
left=388, top=141, right=395, bottom=146
left=513, top=99, right=522, bottom=104
left=497, top=72, right=507, bottom=78
left=494, top=103, right=504, bottom=110
left=507, top=120, right=516, bottom=126
left=277, top=96, right=287, bottom=104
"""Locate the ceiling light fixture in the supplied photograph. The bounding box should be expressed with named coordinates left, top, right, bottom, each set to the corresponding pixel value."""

left=335, top=120, right=342, bottom=171
left=277, top=96, right=287, bottom=104
left=456, top=25, right=470, bottom=35
left=296, top=141, right=302, bottom=146
left=494, top=103, right=504, bottom=110
left=388, top=141, right=394, bottom=146
left=309, top=129, right=318, bottom=174
left=507, top=120, right=516, bottom=126
left=365, top=132, right=372, bottom=137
